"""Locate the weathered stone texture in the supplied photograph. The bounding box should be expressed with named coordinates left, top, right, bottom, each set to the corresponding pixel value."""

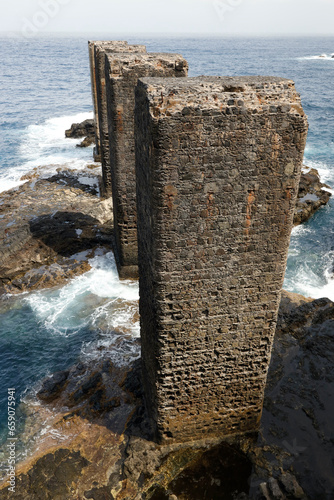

left=135, top=76, right=308, bottom=442
left=88, top=41, right=146, bottom=168
left=88, top=41, right=113, bottom=161
left=105, top=53, right=188, bottom=278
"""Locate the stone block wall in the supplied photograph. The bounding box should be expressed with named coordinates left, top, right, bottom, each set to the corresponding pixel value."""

left=88, top=41, right=118, bottom=161
left=88, top=41, right=146, bottom=176
left=105, top=53, right=188, bottom=278
left=135, top=76, right=308, bottom=442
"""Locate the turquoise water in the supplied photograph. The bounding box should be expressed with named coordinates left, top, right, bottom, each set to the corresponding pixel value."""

left=0, top=35, right=334, bottom=441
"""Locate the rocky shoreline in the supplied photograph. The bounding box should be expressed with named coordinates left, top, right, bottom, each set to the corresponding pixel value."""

left=0, top=160, right=330, bottom=297
left=0, top=122, right=333, bottom=499
left=0, top=166, right=113, bottom=295
left=0, top=289, right=333, bottom=499
left=293, top=166, right=331, bottom=225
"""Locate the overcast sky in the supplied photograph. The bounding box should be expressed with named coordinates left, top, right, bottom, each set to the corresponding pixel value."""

left=2, top=0, right=334, bottom=36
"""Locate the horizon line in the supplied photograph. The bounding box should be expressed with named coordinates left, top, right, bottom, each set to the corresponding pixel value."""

left=1, top=30, right=334, bottom=38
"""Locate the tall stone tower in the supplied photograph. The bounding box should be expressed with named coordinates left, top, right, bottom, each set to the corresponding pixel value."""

left=135, top=76, right=308, bottom=443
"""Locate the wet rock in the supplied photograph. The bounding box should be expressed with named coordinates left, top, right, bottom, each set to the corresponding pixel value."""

left=77, top=136, right=95, bottom=148
left=72, top=371, right=103, bottom=403
left=37, top=369, right=70, bottom=402
left=294, top=166, right=331, bottom=225
left=65, top=119, right=95, bottom=149
left=4, top=259, right=92, bottom=294
left=278, top=472, right=306, bottom=499
left=0, top=168, right=113, bottom=294
left=65, top=119, right=94, bottom=139
left=1, top=290, right=333, bottom=499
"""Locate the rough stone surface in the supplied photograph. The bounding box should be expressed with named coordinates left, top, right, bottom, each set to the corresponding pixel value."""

left=0, top=168, right=113, bottom=294
left=135, top=76, right=308, bottom=443
left=88, top=41, right=122, bottom=161
left=91, top=41, right=147, bottom=197
left=1, top=290, right=333, bottom=499
left=293, top=165, right=332, bottom=225
left=65, top=118, right=95, bottom=140
left=105, top=52, right=188, bottom=278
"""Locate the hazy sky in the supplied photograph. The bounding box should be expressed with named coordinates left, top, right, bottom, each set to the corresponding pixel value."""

left=2, top=0, right=334, bottom=36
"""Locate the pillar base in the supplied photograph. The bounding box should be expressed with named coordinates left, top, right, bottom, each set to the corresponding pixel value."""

left=118, top=265, right=139, bottom=280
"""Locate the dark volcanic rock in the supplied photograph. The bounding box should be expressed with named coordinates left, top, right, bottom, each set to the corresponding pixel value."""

left=37, top=370, right=70, bottom=402
left=249, top=290, right=334, bottom=499
left=1, top=290, right=333, bottom=499
left=0, top=169, right=113, bottom=294
left=14, top=449, right=90, bottom=500
left=65, top=119, right=94, bottom=139
left=65, top=119, right=95, bottom=148
left=77, top=136, right=95, bottom=148
left=294, top=166, right=332, bottom=225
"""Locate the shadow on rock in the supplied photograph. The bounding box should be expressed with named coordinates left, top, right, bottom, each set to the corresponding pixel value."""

left=46, top=171, right=100, bottom=196
left=29, top=211, right=112, bottom=257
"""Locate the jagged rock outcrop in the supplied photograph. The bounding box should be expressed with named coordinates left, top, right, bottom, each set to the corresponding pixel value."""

left=65, top=119, right=95, bottom=147
left=293, top=166, right=331, bottom=225
left=0, top=168, right=113, bottom=294
left=0, top=290, right=333, bottom=499
left=248, top=290, right=334, bottom=499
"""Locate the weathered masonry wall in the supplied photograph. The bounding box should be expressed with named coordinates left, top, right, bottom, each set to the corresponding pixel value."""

left=88, top=41, right=146, bottom=171
left=105, top=53, right=188, bottom=278
left=88, top=41, right=116, bottom=162
left=135, top=76, right=308, bottom=443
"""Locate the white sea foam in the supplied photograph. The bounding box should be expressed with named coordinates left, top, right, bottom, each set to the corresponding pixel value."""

left=286, top=269, right=334, bottom=301
left=25, top=252, right=139, bottom=344
left=298, top=54, right=334, bottom=61
left=283, top=157, right=334, bottom=301
left=303, top=157, right=334, bottom=187
left=0, top=112, right=95, bottom=193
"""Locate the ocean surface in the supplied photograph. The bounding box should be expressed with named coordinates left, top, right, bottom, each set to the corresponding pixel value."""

left=0, top=34, right=333, bottom=449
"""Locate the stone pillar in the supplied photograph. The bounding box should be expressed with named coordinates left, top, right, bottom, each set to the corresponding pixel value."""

left=88, top=41, right=146, bottom=172
left=135, top=76, right=308, bottom=443
left=88, top=41, right=115, bottom=162
left=105, top=53, right=188, bottom=279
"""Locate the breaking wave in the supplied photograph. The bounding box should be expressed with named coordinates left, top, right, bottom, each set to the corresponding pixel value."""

left=0, top=112, right=95, bottom=193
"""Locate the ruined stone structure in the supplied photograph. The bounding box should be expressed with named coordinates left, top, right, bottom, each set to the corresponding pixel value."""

left=104, top=52, right=188, bottom=278
left=88, top=41, right=146, bottom=171
left=135, top=76, right=308, bottom=443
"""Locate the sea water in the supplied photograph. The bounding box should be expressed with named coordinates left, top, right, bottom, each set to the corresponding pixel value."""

left=0, top=34, right=333, bottom=442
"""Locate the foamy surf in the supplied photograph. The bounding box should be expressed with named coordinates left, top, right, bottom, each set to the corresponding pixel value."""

left=298, top=54, right=334, bottom=61
left=303, top=159, right=334, bottom=187
left=284, top=263, right=334, bottom=301
left=283, top=159, right=334, bottom=301
left=25, top=251, right=139, bottom=341
left=0, top=112, right=95, bottom=193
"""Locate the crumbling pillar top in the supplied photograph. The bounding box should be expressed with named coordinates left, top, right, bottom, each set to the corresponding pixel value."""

left=106, top=52, right=189, bottom=78
left=137, top=75, right=306, bottom=117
